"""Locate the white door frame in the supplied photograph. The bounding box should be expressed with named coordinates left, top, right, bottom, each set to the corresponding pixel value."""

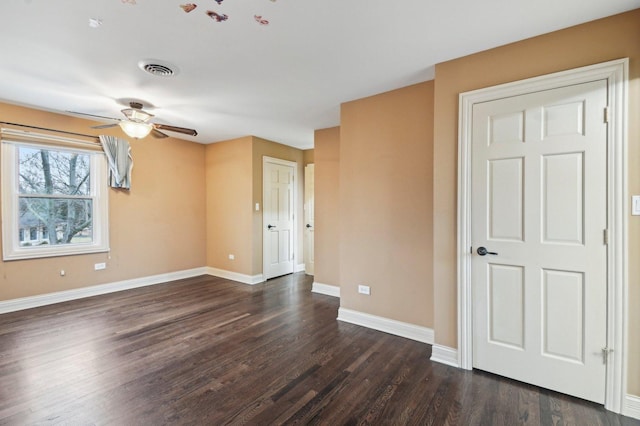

left=304, top=163, right=315, bottom=275
left=262, top=156, right=297, bottom=279
left=456, top=59, right=628, bottom=413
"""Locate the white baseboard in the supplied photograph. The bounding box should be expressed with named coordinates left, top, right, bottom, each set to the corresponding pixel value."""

left=430, top=344, right=459, bottom=367
left=206, top=267, right=264, bottom=285
left=0, top=267, right=208, bottom=314
left=311, top=282, right=340, bottom=298
left=623, top=394, right=640, bottom=420
left=337, top=307, right=434, bottom=344
left=295, top=263, right=306, bottom=273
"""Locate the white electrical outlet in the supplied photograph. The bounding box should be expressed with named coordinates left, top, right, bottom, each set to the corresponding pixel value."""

left=94, top=262, right=106, bottom=270
left=358, top=285, right=371, bottom=295
left=60, top=270, right=65, bottom=277
left=228, top=254, right=235, bottom=260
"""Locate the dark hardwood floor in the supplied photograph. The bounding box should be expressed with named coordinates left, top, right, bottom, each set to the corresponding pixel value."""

left=0, top=273, right=637, bottom=425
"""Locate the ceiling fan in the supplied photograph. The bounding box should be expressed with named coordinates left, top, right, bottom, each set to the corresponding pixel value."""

left=68, top=102, right=198, bottom=139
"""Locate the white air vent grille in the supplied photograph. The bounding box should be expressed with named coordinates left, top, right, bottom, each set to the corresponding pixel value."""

left=138, top=60, right=178, bottom=77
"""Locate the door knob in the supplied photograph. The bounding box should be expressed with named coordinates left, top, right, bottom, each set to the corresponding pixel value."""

left=477, top=246, right=498, bottom=256
left=267, top=224, right=276, bottom=230
left=306, top=224, right=313, bottom=229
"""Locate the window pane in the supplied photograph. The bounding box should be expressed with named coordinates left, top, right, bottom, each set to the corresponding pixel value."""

left=18, top=146, right=91, bottom=196
left=18, top=198, right=93, bottom=246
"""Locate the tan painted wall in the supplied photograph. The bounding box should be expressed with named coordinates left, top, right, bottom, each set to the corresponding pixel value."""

left=339, top=81, right=434, bottom=327
left=204, top=136, right=304, bottom=278
left=313, top=127, right=340, bottom=287
left=0, top=102, right=206, bottom=301
left=303, top=149, right=314, bottom=166
left=205, top=137, right=254, bottom=275
left=432, top=9, right=640, bottom=394
left=251, top=137, right=305, bottom=276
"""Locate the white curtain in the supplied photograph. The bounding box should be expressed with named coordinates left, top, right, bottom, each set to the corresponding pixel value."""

left=99, top=135, right=133, bottom=189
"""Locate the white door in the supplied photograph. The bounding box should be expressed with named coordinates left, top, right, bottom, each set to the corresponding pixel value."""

left=304, top=164, right=315, bottom=275
left=471, top=80, right=608, bottom=403
left=263, top=158, right=295, bottom=280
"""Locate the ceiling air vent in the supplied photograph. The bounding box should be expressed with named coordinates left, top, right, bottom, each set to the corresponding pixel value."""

left=138, top=60, right=179, bottom=77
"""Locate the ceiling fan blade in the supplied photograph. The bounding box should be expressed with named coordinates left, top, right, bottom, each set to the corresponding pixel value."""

left=66, top=110, right=121, bottom=122
left=151, top=128, right=169, bottom=139
left=91, top=123, right=119, bottom=129
left=154, top=123, right=198, bottom=136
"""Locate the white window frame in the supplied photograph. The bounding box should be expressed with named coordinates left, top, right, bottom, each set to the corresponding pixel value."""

left=1, top=132, right=109, bottom=260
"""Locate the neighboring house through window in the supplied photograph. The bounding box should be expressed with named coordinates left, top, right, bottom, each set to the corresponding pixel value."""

left=1, top=129, right=109, bottom=260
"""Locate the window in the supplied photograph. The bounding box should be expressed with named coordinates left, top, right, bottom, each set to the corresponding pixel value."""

left=2, top=132, right=109, bottom=260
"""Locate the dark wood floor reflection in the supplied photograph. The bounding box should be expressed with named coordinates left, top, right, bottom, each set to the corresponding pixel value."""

left=0, top=273, right=637, bottom=425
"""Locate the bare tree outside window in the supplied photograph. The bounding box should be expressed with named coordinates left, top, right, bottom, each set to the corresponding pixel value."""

left=18, top=146, right=93, bottom=246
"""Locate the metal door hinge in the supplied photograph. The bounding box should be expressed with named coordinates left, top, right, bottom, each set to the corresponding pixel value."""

left=604, top=107, right=610, bottom=124
left=601, top=347, right=613, bottom=364
left=603, top=229, right=608, bottom=245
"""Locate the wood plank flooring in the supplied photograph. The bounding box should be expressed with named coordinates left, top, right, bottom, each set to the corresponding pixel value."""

left=0, top=273, right=637, bottom=425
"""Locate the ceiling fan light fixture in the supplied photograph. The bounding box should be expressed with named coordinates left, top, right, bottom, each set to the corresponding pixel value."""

left=121, top=107, right=153, bottom=122
left=119, top=121, right=153, bottom=139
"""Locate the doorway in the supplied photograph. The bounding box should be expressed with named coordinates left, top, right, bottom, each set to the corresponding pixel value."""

left=471, top=79, right=607, bottom=403
left=304, top=164, right=315, bottom=275
left=457, top=59, right=628, bottom=411
left=263, top=157, right=296, bottom=280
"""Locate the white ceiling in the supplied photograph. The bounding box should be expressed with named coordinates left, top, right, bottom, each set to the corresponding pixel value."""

left=0, top=0, right=637, bottom=148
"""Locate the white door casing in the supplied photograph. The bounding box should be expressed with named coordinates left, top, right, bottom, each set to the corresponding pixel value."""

left=263, top=157, right=296, bottom=280
left=304, top=164, right=315, bottom=275
left=457, top=59, right=628, bottom=413
left=471, top=80, right=607, bottom=403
